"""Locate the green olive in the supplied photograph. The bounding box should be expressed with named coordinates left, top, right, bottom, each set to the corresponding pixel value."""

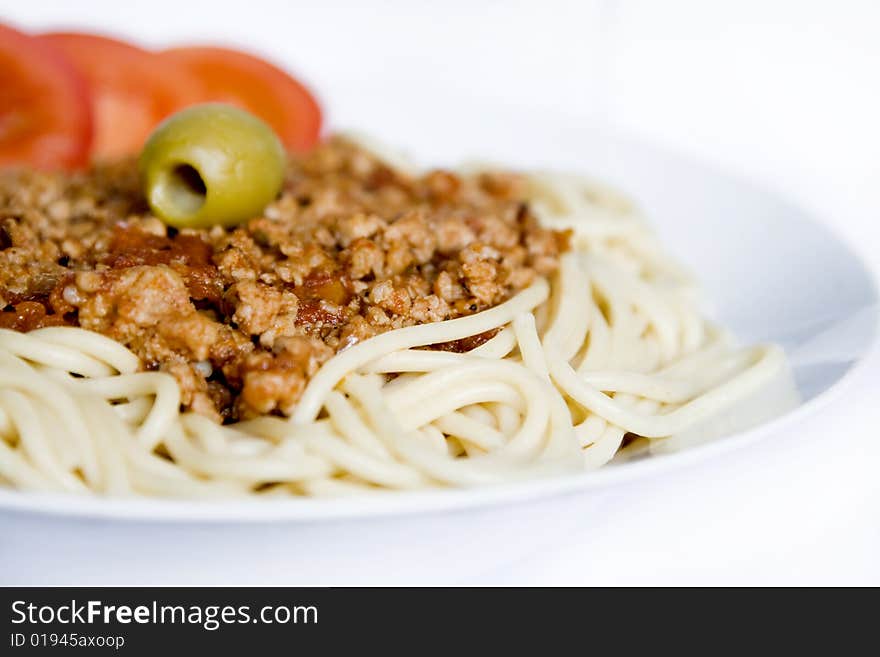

left=139, top=103, right=285, bottom=229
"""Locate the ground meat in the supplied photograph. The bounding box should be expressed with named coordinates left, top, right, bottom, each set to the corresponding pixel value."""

left=0, top=300, right=69, bottom=331
left=226, top=280, right=299, bottom=345
left=431, top=328, right=501, bottom=354
left=0, top=137, right=568, bottom=420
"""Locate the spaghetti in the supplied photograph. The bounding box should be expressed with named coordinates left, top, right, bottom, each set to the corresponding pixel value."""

left=0, top=156, right=792, bottom=497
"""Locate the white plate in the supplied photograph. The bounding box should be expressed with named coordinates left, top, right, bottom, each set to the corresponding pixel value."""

left=1, top=124, right=876, bottom=585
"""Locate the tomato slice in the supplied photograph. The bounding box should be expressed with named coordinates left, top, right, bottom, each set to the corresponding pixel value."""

left=0, top=24, right=92, bottom=170
left=159, top=47, right=322, bottom=152
left=39, top=32, right=201, bottom=160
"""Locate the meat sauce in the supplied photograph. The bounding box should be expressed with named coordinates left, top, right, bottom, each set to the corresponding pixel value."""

left=0, top=137, right=567, bottom=420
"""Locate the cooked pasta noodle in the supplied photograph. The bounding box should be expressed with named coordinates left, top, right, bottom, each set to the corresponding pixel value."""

left=0, top=161, right=795, bottom=497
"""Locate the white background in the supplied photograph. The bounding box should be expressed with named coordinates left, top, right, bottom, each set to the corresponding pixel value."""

left=4, top=0, right=879, bottom=585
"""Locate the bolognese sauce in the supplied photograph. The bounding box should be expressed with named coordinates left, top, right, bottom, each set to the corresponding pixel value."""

left=0, top=138, right=567, bottom=421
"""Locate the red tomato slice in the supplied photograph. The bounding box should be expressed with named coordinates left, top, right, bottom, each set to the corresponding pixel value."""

left=0, top=24, right=92, bottom=170
left=159, top=47, right=322, bottom=152
left=39, top=32, right=202, bottom=160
